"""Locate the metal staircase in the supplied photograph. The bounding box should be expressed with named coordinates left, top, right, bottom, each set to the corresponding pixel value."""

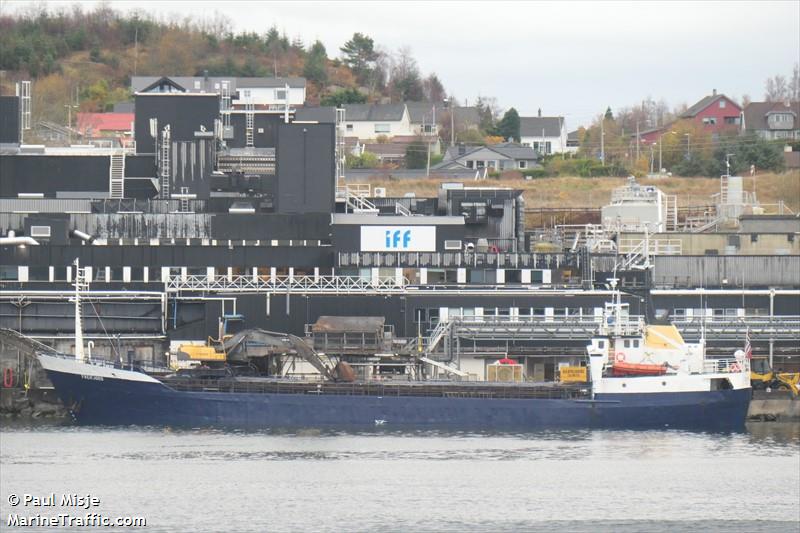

left=109, top=151, right=125, bottom=198
left=345, top=187, right=379, bottom=214
left=394, top=203, right=412, bottom=216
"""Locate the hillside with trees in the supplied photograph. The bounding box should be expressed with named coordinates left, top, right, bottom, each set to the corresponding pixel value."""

left=0, top=4, right=448, bottom=125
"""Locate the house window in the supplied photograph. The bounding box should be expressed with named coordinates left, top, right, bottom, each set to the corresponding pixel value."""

left=719, top=100, right=726, bottom=108
left=346, top=124, right=353, bottom=132
left=518, top=160, right=527, bottom=169
left=702, top=117, right=717, bottom=125
left=423, top=124, right=435, bottom=134
left=375, top=124, right=390, bottom=134
left=724, top=117, right=739, bottom=125
left=276, top=89, right=287, bottom=100
left=476, top=160, right=485, bottom=169
left=466, top=160, right=474, bottom=169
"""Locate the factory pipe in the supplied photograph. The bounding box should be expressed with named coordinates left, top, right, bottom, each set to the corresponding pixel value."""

left=0, top=230, right=39, bottom=246
left=69, top=229, right=95, bottom=243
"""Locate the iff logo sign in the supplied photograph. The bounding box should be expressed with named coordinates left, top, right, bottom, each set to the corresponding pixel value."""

left=360, top=226, right=436, bottom=252
left=385, top=229, right=412, bottom=249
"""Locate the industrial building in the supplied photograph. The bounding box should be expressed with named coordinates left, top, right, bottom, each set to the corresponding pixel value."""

left=1, top=80, right=798, bottom=385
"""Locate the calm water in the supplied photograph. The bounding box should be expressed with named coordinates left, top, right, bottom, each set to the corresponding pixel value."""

left=1, top=422, right=798, bottom=532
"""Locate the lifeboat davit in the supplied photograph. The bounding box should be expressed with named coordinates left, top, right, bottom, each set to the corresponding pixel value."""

left=611, top=361, right=668, bottom=377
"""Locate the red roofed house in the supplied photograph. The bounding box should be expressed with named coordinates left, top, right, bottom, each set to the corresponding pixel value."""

left=76, top=112, right=134, bottom=146
left=638, top=90, right=742, bottom=144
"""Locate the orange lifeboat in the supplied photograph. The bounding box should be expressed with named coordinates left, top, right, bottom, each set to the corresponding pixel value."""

left=611, top=361, right=668, bottom=377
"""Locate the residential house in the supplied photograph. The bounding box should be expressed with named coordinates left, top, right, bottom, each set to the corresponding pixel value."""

left=130, top=75, right=306, bottom=109
left=341, top=103, right=413, bottom=141
left=741, top=101, right=800, bottom=141
left=519, top=110, right=569, bottom=154
left=436, top=142, right=540, bottom=171
left=638, top=90, right=742, bottom=144
left=566, top=129, right=581, bottom=152
left=406, top=102, right=481, bottom=138
left=76, top=112, right=134, bottom=146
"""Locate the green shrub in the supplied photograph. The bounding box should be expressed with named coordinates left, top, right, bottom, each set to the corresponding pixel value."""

left=521, top=168, right=549, bottom=179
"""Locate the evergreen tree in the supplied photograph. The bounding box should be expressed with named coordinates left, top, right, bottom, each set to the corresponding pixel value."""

left=340, top=32, right=377, bottom=85
left=496, top=108, right=521, bottom=142
left=320, top=88, right=366, bottom=107
left=303, top=40, right=328, bottom=86
left=405, top=139, right=429, bottom=169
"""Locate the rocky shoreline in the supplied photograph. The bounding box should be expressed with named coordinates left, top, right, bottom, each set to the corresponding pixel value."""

left=0, top=388, right=68, bottom=420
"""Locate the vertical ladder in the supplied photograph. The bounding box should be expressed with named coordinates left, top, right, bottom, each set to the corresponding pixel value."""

left=73, top=258, right=90, bottom=362
left=664, top=194, right=677, bottom=231
left=109, top=151, right=125, bottom=198
left=16, top=80, right=31, bottom=143
left=245, top=102, right=255, bottom=147
left=179, top=187, right=190, bottom=213
left=160, top=126, right=171, bottom=198
left=335, top=107, right=346, bottom=188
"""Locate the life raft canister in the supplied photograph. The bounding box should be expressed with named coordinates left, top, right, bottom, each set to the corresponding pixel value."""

left=615, top=352, right=626, bottom=363
left=2, top=368, right=13, bottom=388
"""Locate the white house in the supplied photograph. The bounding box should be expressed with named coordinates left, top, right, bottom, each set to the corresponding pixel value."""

left=341, top=103, right=414, bottom=141
left=131, top=76, right=307, bottom=109
left=519, top=110, right=571, bottom=154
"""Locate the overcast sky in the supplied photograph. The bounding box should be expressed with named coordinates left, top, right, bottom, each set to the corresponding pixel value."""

left=7, top=0, right=799, bottom=127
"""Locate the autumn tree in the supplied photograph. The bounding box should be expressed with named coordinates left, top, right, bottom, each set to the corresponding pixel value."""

left=389, top=47, right=423, bottom=101
left=423, top=73, right=446, bottom=103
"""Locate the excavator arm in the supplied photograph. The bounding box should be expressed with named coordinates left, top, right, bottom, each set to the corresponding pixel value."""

left=220, top=329, right=335, bottom=381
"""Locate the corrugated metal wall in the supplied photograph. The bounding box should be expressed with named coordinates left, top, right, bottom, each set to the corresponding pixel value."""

left=654, top=255, right=800, bottom=287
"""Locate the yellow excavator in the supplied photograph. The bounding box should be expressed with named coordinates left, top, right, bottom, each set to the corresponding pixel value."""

left=750, top=357, right=799, bottom=396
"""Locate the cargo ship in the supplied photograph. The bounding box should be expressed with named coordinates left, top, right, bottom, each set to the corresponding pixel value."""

left=36, top=275, right=751, bottom=430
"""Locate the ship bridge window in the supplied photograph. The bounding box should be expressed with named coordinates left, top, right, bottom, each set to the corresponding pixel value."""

left=131, top=267, right=145, bottom=282
left=0, top=266, right=18, bottom=281
left=633, top=340, right=640, bottom=348
left=109, top=267, right=124, bottom=282
left=624, top=339, right=631, bottom=348
left=597, top=340, right=605, bottom=349
left=469, top=269, right=495, bottom=284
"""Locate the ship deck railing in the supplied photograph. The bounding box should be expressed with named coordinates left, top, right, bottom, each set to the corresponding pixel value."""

left=703, top=357, right=750, bottom=374
left=160, top=377, right=590, bottom=400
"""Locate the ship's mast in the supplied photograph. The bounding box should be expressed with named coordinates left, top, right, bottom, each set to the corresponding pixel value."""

left=73, top=258, right=87, bottom=362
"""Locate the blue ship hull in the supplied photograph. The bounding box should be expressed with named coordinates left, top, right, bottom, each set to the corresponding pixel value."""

left=43, top=367, right=751, bottom=431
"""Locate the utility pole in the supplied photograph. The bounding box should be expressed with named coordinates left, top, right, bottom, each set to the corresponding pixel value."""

left=600, top=119, right=605, bottom=166
left=658, top=133, right=663, bottom=173
left=426, top=104, right=435, bottom=177
left=64, top=103, right=77, bottom=145
left=636, top=121, right=640, bottom=160
left=650, top=143, right=655, bottom=174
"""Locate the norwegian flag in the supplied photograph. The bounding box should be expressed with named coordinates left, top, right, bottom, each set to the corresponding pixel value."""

left=744, top=329, right=752, bottom=360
